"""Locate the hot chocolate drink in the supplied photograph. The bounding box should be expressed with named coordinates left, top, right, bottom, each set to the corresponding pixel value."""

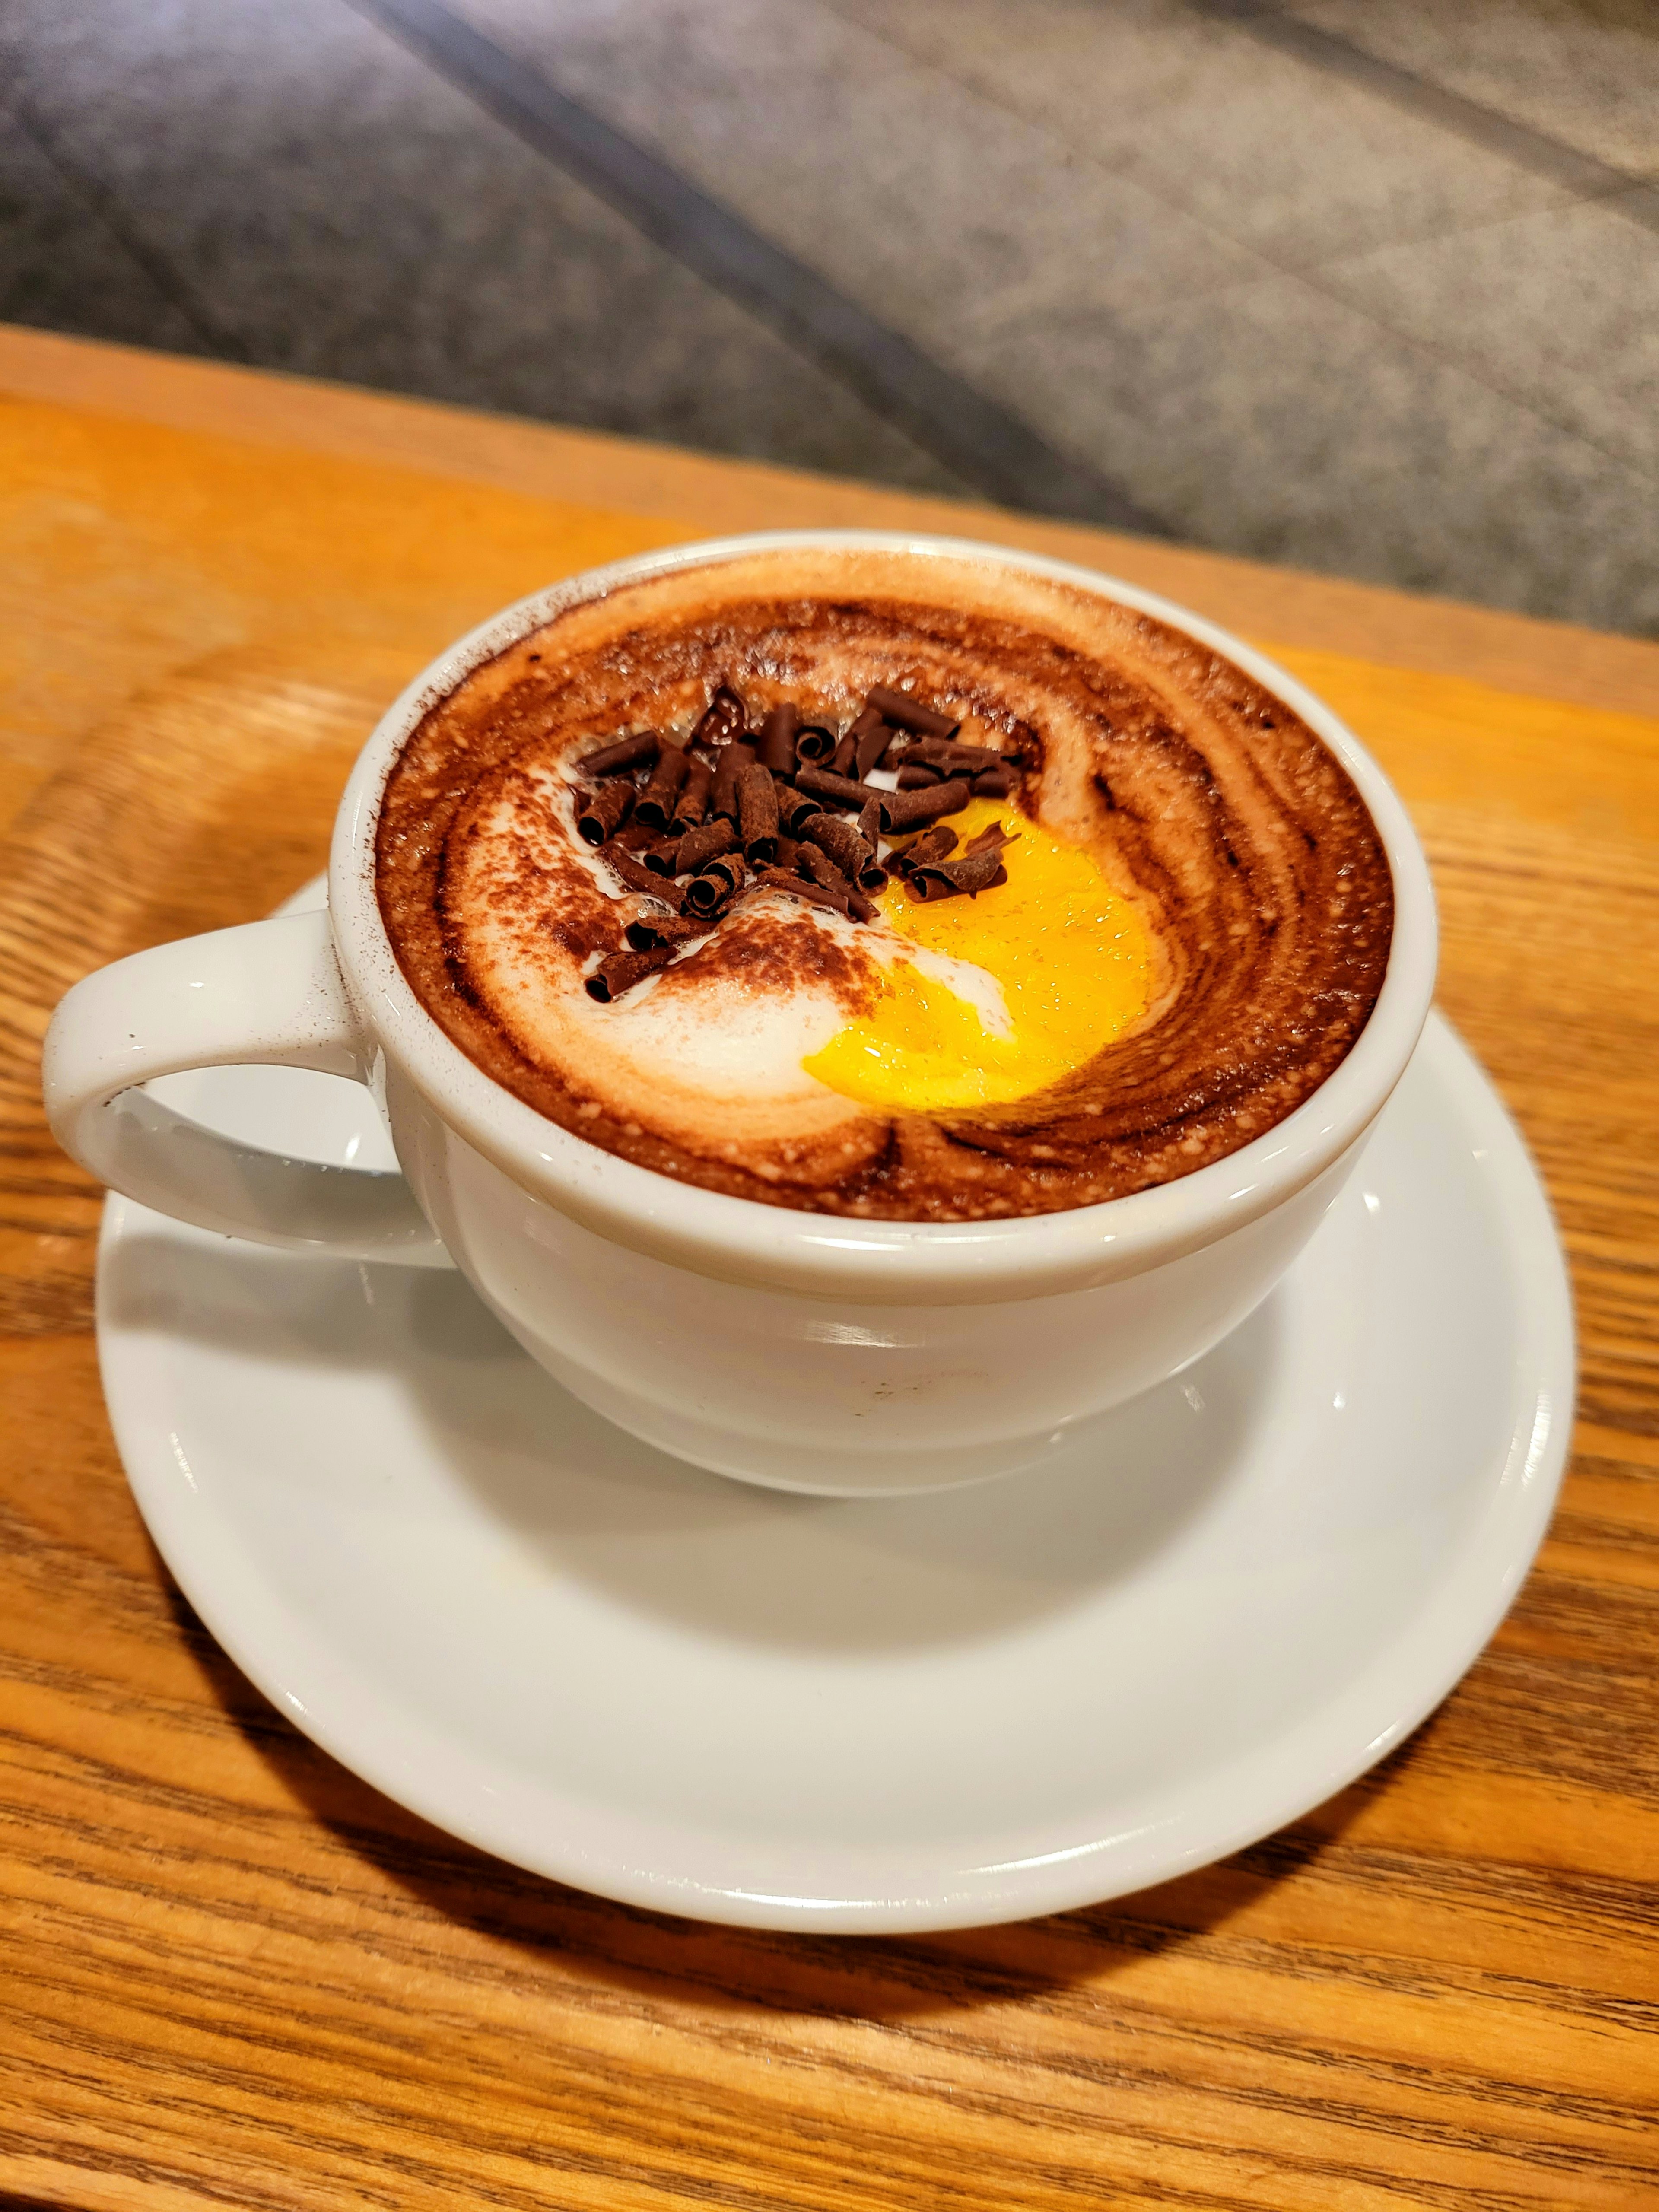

left=376, top=547, right=1393, bottom=1220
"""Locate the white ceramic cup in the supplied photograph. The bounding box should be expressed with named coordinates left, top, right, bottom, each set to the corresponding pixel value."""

left=44, top=531, right=1437, bottom=1495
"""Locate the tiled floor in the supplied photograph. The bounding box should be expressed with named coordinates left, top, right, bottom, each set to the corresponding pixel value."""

left=2, top=0, right=1655, bottom=633
left=1292, top=0, right=1659, bottom=176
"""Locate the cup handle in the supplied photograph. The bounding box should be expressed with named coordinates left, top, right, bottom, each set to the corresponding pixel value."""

left=43, top=907, right=452, bottom=1267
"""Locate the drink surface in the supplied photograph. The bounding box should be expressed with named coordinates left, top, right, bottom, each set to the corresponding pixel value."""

left=376, top=548, right=1393, bottom=1220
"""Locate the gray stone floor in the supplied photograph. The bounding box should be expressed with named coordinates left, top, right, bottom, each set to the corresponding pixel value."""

left=2, top=0, right=1655, bottom=634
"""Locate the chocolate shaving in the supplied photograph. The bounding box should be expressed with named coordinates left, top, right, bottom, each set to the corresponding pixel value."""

left=641, top=838, right=687, bottom=876
left=793, top=722, right=837, bottom=766
left=774, top=833, right=800, bottom=874
left=586, top=944, right=674, bottom=1001
left=671, top=753, right=713, bottom=833
left=800, top=811, right=871, bottom=881
left=693, top=883, right=749, bottom=927
left=625, top=912, right=708, bottom=953
left=779, top=785, right=826, bottom=836
left=851, top=707, right=893, bottom=778
left=865, top=686, right=958, bottom=739
left=736, top=760, right=780, bottom=864
left=857, top=797, right=882, bottom=849
left=795, top=764, right=883, bottom=812
left=675, top=817, right=737, bottom=876
left=896, top=763, right=943, bottom=788
left=798, top=844, right=879, bottom=917
left=580, top=729, right=659, bottom=778
left=908, top=853, right=1009, bottom=901
left=966, top=820, right=1018, bottom=856
left=757, top=703, right=799, bottom=778
left=575, top=779, right=634, bottom=845
left=829, top=725, right=858, bottom=777
left=636, top=743, right=690, bottom=830
left=710, top=738, right=756, bottom=823
left=878, top=777, right=972, bottom=833
left=972, top=765, right=1017, bottom=797
left=903, top=737, right=1009, bottom=775
left=684, top=853, right=745, bottom=912
left=690, top=685, right=747, bottom=750
left=798, top=843, right=852, bottom=898
left=893, top=823, right=958, bottom=874
left=756, top=867, right=850, bottom=918
left=601, top=842, right=675, bottom=899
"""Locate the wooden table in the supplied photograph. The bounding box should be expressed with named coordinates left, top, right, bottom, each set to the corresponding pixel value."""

left=2, top=326, right=1655, bottom=2212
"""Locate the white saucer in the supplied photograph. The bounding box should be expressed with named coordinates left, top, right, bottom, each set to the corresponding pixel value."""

left=99, top=931, right=1573, bottom=1930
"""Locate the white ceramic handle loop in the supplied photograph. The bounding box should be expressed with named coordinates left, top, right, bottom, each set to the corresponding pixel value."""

left=43, top=908, right=450, bottom=1266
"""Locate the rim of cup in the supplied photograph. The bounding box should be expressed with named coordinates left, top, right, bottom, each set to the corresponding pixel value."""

left=329, top=530, right=1437, bottom=1305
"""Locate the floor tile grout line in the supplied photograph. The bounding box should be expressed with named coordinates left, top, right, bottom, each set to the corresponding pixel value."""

left=1284, top=181, right=1659, bottom=492
left=816, top=2, right=1659, bottom=494
left=1, top=92, right=254, bottom=365
left=809, top=0, right=1287, bottom=315
left=1191, top=0, right=1659, bottom=239
left=342, top=0, right=1175, bottom=537
left=831, top=0, right=1646, bottom=282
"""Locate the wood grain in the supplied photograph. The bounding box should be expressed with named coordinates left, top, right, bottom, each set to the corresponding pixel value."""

left=1, top=334, right=1656, bottom=2212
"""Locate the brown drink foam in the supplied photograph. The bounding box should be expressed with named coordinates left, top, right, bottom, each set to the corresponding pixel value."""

left=376, top=548, right=1394, bottom=1220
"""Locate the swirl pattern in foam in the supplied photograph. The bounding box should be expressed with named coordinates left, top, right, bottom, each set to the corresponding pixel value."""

left=375, top=548, right=1393, bottom=1220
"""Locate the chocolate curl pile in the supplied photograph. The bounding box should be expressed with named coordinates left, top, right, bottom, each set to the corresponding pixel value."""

left=580, top=678, right=1030, bottom=995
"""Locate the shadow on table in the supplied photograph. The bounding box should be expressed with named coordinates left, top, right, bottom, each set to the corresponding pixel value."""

left=158, top=1567, right=1437, bottom=2024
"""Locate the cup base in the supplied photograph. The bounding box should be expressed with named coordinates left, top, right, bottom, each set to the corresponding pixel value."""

left=496, top=1322, right=1113, bottom=1494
